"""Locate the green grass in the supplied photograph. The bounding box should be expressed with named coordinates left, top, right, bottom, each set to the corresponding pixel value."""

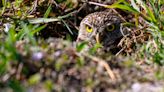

left=0, top=0, right=164, bottom=91
left=106, top=0, right=164, bottom=65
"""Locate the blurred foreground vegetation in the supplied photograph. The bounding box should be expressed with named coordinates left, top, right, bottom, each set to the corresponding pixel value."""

left=0, top=0, right=164, bottom=92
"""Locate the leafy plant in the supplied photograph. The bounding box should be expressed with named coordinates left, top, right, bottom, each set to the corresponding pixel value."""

left=107, top=0, right=164, bottom=65
left=0, top=22, right=45, bottom=75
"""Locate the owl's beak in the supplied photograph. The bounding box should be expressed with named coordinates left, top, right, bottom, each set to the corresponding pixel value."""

left=96, top=33, right=100, bottom=44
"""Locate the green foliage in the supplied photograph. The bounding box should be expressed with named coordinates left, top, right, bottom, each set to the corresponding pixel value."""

left=153, top=48, right=164, bottom=65
left=76, top=41, right=88, bottom=52
left=0, top=22, right=45, bottom=71
left=1, top=1, right=164, bottom=91
left=28, top=74, right=42, bottom=85
left=0, top=61, right=7, bottom=75
left=56, top=0, right=66, bottom=3
left=89, top=43, right=102, bottom=54
left=85, top=78, right=94, bottom=87
left=1, top=0, right=10, bottom=15
left=110, top=0, right=164, bottom=65
left=0, top=26, right=20, bottom=62
left=106, top=0, right=139, bottom=14
left=17, top=22, right=46, bottom=45
left=14, top=0, right=23, bottom=8
left=8, top=79, right=25, bottom=92
left=44, top=4, right=52, bottom=18
left=155, top=70, right=164, bottom=80
left=44, top=80, right=53, bottom=91
left=76, top=57, right=85, bottom=67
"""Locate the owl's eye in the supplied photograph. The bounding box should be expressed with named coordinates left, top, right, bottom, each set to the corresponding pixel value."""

left=86, top=26, right=93, bottom=33
left=106, top=25, right=115, bottom=31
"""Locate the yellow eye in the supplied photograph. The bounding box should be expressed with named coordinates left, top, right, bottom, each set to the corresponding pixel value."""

left=106, top=25, right=115, bottom=31
left=86, top=26, right=93, bottom=33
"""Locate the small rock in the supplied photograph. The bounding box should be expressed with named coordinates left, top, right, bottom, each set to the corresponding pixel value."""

left=32, top=52, right=44, bottom=61
left=127, top=82, right=164, bottom=92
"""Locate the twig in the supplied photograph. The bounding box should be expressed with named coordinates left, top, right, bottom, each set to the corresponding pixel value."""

left=88, top=1, right=108, bottom=7
left=76, top=52, right=116, bottom=81
left=51, top=0, right=58, bottom=7
left=111, top=9, right=127, bottom=22
left=115, top=46, right=126, bottom=56
left=57, top=10, right=78, bottom=19
left=61, top=19, right=74, bottom=35
left=28, top=0, right=38, bottom=14
left=28, top=10, right=78, bottom=24
left=16, top=63, right=23, bottom=80
left=88, top=1, right=127, bottom=22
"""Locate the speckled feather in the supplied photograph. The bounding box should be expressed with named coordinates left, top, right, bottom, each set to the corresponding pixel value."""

left=80, top=10, right=121, bottom=28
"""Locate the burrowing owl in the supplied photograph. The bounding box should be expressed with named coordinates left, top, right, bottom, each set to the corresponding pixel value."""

left=77, top=9, right=123, bottom=51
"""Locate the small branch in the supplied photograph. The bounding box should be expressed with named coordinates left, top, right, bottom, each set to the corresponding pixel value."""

left=88, top=1, right=108, bottom=7
left=76, top=52, right=116, bottom=81
left=115, top=46, right=126, bottom=56
left=88, top=1, right=127, bottom=22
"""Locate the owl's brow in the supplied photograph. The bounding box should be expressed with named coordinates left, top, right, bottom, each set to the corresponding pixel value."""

left=83, top=21, right=93, bottom=28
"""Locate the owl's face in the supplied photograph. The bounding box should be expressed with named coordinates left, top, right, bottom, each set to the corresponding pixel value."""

left=77, top=10, right=123, bottom=49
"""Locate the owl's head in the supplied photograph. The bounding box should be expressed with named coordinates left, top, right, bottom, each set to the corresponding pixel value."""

left=77, top=10, right=123, bottom=49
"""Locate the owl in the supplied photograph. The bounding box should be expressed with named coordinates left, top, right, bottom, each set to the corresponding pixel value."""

left=77, top=9, right=123, bottom=51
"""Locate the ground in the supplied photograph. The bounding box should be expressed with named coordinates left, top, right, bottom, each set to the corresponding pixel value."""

left=0, top=0, right=164, bottom=92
